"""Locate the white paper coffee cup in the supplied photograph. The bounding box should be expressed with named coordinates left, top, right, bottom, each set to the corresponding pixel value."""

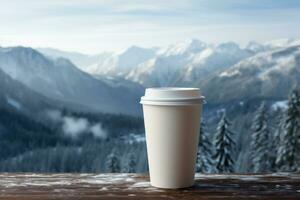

left=140, top=87, right=204, bottom=189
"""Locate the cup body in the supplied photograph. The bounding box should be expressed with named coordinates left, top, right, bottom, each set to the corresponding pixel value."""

left=141, top=88, right=203, bottom=188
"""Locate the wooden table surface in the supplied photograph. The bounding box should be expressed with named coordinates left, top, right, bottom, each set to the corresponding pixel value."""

left=0, top=173, right=300, bottom=199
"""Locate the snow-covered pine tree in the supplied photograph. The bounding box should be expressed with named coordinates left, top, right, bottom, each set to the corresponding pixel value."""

left=270, top=111, right=284, bottom=171
left=125, top=153, right=137, bottom=173
left=196, top=121, right=214, bottom=173
left=105, top=150, right=121, bottom=173
left=249, top=102, right=271, bottom=173
left=276, top=89, right=300, bottom=172
left=213, top=112, right=236, bottom=173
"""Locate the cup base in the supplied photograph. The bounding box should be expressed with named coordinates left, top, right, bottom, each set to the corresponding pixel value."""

left=150, top=181, right=195, bottom=189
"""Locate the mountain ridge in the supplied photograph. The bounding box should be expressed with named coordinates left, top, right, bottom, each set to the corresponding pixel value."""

left=0, top=46, right=143, bottom=116
left=16, top=38, right=300, bottom=108
left=199, top=45, right=300, bottom=104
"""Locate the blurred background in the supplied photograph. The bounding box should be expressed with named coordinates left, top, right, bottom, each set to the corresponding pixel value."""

left=0, top=0, right=300, bottom=173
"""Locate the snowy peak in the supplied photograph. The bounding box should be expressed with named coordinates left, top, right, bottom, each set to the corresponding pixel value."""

left=120, top=45, right=154, bottom=56
left=176, top=41, right=253, bottom=85
left=219, top=45, right=300, bottom=79
left=245, top=39, right=300, bottom=54
left=2, top=46, right=50, bottom=65
left=158, top=39, right=207, bottom=56
left=245, top=41, right=270, bottom=53
left=116, top=45, right=156, bottom=73
left=264, top=38, right=300, bottom=48
left=0, top=46, right=55, bottom=80
left=78, top=45, right=157, bottom=76
left=201, top=45, right=300, bottom=104
left=124, top=40, right=254, bottom=87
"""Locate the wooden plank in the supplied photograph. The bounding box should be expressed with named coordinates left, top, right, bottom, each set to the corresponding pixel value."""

left=0, top=173, right=299, bottom=199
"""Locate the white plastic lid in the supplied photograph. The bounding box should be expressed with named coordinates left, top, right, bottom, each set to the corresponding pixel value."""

left=140, top=87, right=204, bottom=106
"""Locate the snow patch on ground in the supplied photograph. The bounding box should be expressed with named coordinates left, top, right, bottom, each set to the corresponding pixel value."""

left=83, top=174, right=136, bottom=185
left=195, top=174, right=277, bottom=180
left=99, top=186, right=108, bottom=191
left=2, top=179, right=72, bottom=187
left=131, top=181, right=151, bottom=187
left=25, top=182, right=71, bottom=186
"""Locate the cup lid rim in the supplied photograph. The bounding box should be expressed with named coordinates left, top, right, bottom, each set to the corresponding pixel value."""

left=140, top=96, right=205, bottom=105
left=141, top=87, right=204, bottom=104
left=140, top=96, right=205, bottom=102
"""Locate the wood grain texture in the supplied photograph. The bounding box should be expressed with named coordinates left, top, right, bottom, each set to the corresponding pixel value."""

left=0, top=173, right=300, bottom=199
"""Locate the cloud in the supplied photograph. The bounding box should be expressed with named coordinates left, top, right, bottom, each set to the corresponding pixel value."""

left=1, top=0, right=300, bottom=53
left=90, top=124, right=107, bottom=139
left=46, top=110, right=107, bottom=139
left=62, top=117, right=89, bottom=137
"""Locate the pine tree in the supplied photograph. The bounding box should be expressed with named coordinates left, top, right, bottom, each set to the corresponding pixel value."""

left=276, top=89, right=300, bottom=172
left=213, top=112, right=236, bottom=173
left=125, top=153, right=137, bottom=173
left=270, top=111, right=284, bottom=171
left=105, top=151, right=121, bottom=173
left=250, top=102, right=271, bottom=173
left=196, top=121, right=214, bottom=173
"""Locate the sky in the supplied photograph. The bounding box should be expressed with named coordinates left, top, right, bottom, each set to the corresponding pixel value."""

left=0, top=0, right=299, bottom=54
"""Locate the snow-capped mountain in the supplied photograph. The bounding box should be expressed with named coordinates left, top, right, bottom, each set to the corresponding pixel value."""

left=200, top=45, right=300, bottom=104
left=125, top=39, right=300, bottom=88
left=0, top=47, right=143, bottom=115
left=39, top=46, right=156, bottom=76
left=86, top=46, right=156, bottom=76
left=175, top=42, right=253, bottom=85
left=125, top=40, right=252, bottom=87
left=125, top=39, right=206, bottom=86
left=37, top=38, right=300, bottom=98
left=244, top=39, right=300, bottom=54
left=157, top=39, right=207, bottom=56
left=37, top=39, right=300, bottom=89
left=245, top=41, right=271, bottom=53
left=264, top=38, right=300, bottom=49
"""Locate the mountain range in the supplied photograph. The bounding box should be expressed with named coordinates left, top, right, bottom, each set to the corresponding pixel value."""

left=39, top=39, right=253, bottom=87
left=38, top=38, right=300, bottom=107
left=0, top=47, right=143, bottom=116
left=0, top=38, right=298, bottom=118
left=200, top=45, right=300, bottom=104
